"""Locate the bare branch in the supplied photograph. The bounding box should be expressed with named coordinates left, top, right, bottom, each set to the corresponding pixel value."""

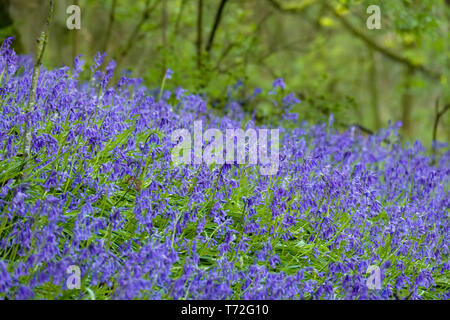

left=321, top=1, right=440, bottom=80
left=197, top=0, right=203, bottom=69
left=205, top=0, right=229, bottom=53
left=267, top=0, right=441, bottom=80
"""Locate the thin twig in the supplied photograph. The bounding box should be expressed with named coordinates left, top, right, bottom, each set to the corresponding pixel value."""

left=267, top=0, right=440, bottom=80
left=196, top=0, right=203, bottom=69
left=205, top=0, right=229, bottom=53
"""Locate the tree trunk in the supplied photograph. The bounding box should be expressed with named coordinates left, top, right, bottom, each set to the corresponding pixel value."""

left=400, top=66, right=414, bottom=140
left=368, top=49, right=381, bottom=130
left=0, top=0, right=24, bottom=53
left=161, top=0, right=167, bottom=72
left=196, top=0, right=203, bottom=70
left=102, top=0, right=117, bottom=54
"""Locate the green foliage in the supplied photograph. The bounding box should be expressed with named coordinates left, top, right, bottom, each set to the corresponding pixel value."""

left=4, top=0, right=450, bottom=143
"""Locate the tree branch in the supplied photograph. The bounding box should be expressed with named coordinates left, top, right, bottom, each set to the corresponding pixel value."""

left=205, top=0, right=229, bottom=53
left=196, top=0, right=203, bottom=69
left=268, top=0, right=441, bottom=80
left=321, top=1, right=440, bottom=80
left=432, top=98, right=450, bottom=163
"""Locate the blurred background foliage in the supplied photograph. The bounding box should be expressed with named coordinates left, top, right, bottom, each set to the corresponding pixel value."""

left=1, top=0, right=449, bottom=147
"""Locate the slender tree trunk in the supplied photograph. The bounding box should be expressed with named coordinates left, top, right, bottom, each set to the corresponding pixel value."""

left=368, top=49, right=381, bottom=130
left=431, top=99, right=450, bottom=163
left=196, top=0, right=203, bottom=70
left=115, top=0, right=153, bottom=66
left=161, top=0, right=168, bottom=72
left=102, top=0, right=117, bottom=54
left=206, top=0, right=229, bottom=54
left=400, top=66, right=414, bottom=140
left=0, top=0, right=12, bottom=29
left=0, top=0, right=24, bottom=53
